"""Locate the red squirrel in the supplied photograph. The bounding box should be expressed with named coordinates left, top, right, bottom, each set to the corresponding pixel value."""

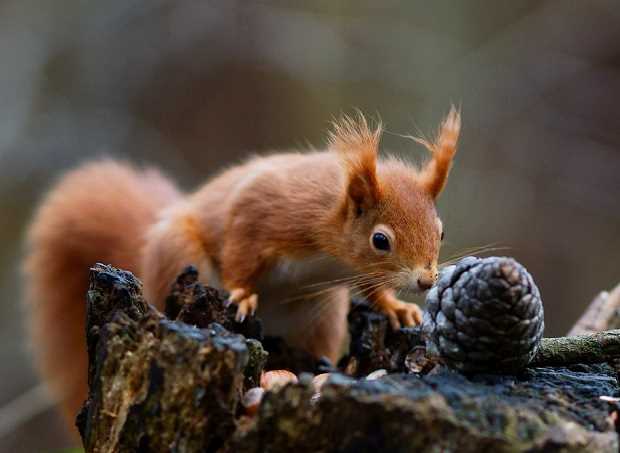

left=23, top=107, right=460, bottom=427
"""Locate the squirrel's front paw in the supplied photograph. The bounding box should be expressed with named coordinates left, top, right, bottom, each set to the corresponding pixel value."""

left=377, top=298, right=423, bottom=330
left=226, top=288, right=258, bottom=322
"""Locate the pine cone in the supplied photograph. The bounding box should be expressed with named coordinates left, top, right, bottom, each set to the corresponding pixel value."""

left=422, top=256, right=544, bottom=373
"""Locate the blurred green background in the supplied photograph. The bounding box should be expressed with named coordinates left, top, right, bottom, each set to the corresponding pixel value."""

left=1, top=1, right=619, bottom=450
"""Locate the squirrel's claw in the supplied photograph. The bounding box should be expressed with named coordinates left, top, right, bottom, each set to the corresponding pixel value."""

left=227, top=288, right=258, bottom=322
left=378, top=298, right=423, bottom=330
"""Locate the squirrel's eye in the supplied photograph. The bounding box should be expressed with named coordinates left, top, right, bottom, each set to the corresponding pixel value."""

left=372, top=232, right=391, bottom=252
left=441, top=231, right=445, bottom=241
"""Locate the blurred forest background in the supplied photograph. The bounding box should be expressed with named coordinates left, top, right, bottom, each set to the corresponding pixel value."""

left=0, top=0, right=619, bottom=450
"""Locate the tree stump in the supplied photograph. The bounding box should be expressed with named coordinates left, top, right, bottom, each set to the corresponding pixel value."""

left=78, top=264, right=620, bottom=452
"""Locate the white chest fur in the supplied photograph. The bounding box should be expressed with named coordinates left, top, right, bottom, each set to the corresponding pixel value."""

left=202, top=253, right=354, bottom=300
left=260, top=255, right=353, bottom=290
left=254, top=254, right=354, bottom=339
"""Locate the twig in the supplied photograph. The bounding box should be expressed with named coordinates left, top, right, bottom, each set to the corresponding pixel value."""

left=568, top=282, right=620, bottom=336
left=531, top=329, right=620, bottom=367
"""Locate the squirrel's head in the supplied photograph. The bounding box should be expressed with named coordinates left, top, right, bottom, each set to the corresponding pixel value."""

left=329, top=106, right=460, bottom=294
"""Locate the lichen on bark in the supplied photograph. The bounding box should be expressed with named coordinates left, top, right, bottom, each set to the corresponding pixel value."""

left=78, top=264, right=620, bottom=453
left=78, top=264, right=254, bottom=452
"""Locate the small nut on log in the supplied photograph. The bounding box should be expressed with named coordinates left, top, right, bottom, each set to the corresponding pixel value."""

left=242, top=387, right=265, bottom=416
left=365, top=369, right=387, bottom=380
left=310, top=373, right=332, bottom=403
left=312, top=373, right=331, bottom=391
left=404, top=346, right=434, bottom=374
left=422, top=256, right=545, bottom=373
left=260, top=370, right=298, bottom=391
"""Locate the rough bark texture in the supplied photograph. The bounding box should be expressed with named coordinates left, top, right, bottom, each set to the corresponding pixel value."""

left=78, top=264, right=254, bottom=452
left=230, top=367, right=618, bottom=453
left=78, top=264, right=620, bottom=452
left=339, top=301, right=429, bottom=376
left=532, top=330, right=620, bottom=367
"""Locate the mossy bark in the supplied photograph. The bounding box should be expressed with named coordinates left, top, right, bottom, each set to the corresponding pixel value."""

left=78, top=265, right=255, bottom=452
left=229, top=367, right=618, bottom=453
left=532, top=330, right=620, bottom=367
left=78, top=265, right=620, bottom=452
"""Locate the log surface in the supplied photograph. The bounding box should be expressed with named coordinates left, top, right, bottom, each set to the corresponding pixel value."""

left=78, top=265, right=620, bottom=453
left=232, top=366, right=618, bottom=452
left=78, top=265, right=252, bottom=452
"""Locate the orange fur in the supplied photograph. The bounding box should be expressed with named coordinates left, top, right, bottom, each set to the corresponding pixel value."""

left=328, top=112, right=382, bottom=205
left=23, top=108, right=460, bottom=432
left=416, top=105, right=461, bottom=199
left=23, top=160, right=180, bottom=428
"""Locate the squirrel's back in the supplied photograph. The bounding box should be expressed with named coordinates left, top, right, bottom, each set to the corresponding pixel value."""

left=23, top=160, right=181, bottom=425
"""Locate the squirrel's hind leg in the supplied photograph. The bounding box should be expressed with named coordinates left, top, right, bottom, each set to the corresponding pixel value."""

left=141, top=211, right=218, bottom=309
left=289, top=285, right=350, bottom=364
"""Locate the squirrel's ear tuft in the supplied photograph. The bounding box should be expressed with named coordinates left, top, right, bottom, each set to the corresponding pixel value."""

left=415, top=105, right=461, bottom=199
left=329, top=111, right=382, bottom=207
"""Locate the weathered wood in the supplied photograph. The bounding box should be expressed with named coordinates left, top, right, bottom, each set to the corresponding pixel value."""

left=77, top=264, right=261, bottom=452
left=532, top=330, right=620, bottom=367
left=568, top=282, right=620, bottom=335
left=229, top=367, right=618, bottom=453
left=78, top=265, right=620, bottom=453
left=344, top=301, right=620, bottom=371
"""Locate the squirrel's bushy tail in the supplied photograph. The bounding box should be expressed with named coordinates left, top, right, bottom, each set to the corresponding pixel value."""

left=23, top=160, right=181, bottom=427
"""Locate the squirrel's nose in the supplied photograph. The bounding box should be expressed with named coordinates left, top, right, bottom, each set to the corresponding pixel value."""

left=417, top=277, right=434, bottom=291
